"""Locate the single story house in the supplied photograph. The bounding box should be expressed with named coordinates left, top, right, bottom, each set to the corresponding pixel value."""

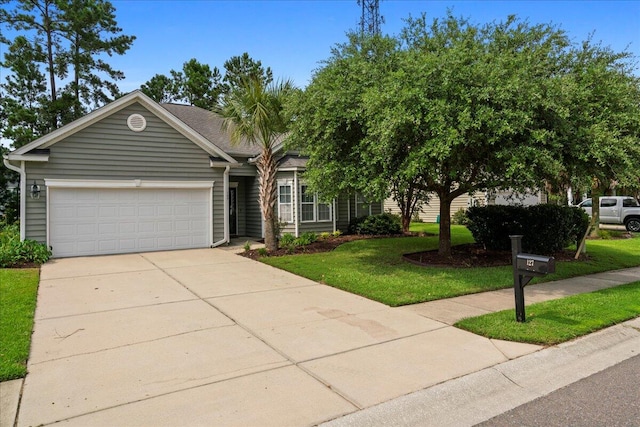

left=3, top=90, right=382, bottom=258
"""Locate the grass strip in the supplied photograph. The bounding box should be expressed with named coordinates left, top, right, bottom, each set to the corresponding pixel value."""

left=0, top=268, right=40, bottom=382
left=455, top=281, right=640, bottom=346
left=263, top=224, right=640, bottom=306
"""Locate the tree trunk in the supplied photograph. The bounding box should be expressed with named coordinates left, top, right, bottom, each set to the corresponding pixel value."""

left=438, top=193, right=453, bottom=256
left=401, top=213, right=411, bottom=233
left=257, top=147, right=278, bottom=252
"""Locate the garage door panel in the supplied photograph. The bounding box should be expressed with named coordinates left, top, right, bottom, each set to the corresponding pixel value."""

left=118, top=222, right=136, bottom=234
left=78, top=206, right=98, bottom=218
left=77, top=224, right=97, bottom=235
left=50, top=187, right=211, bottom=257
left=119, top=239, right=136, bottom=251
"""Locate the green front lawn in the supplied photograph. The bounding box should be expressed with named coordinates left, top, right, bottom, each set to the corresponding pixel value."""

left=263, top=224, right=640, bottom=306
left=455, top=281, right=640, bottom=345
left=0, top=268, right=40, bottom=382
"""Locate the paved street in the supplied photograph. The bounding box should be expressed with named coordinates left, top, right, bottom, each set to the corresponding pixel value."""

left=478, top=355, right=640, bottom=427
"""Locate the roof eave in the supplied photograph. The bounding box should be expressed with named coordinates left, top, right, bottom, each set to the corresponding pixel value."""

left=7, top=154, right=49, bottom=162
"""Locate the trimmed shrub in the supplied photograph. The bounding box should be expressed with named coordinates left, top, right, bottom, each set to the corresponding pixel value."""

left=0, top=223, right=52, bottom=267
left=279, top=233, right=297, bottom=253
left=466, top=204, right=589, bottom=254
left=349, top=213, right=402, bottom=235
left=452, top=208, right=469, bottom=226
left=296, top=231, right=318, bottom=246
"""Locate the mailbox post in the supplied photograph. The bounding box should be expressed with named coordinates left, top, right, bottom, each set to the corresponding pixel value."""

left=510, top=235, right=555, bottom=322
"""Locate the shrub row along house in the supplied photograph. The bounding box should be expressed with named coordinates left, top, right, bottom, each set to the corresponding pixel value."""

left=3, top=91, right=383, bottom=258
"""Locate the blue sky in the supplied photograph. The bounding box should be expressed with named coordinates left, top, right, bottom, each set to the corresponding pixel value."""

left=1, top=0, right=638, bottom=92
left=105, top=0, right=640, bottom=92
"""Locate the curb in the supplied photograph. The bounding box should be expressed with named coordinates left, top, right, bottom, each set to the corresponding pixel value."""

left=322, top=317, right=640, bottom=427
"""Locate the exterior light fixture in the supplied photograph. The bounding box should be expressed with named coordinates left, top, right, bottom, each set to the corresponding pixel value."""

left=30, top=181, right=41, bottom=199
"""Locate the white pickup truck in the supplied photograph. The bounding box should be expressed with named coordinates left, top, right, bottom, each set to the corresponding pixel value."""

left=577, top=196, right=640, bottom=232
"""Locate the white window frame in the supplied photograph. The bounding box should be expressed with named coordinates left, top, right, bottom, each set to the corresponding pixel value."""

left=299, top=183, right=333, bottom=223
left=278, top=179, right=293, bottom=223
left=300, top=184, right=316, bottom=223
left=317, top=199, right=332, bottom=222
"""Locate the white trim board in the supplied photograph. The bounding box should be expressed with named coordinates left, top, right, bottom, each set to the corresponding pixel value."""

left=45, top=179, right=215, bottom=189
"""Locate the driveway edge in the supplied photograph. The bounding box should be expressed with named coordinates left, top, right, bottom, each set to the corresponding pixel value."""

left=321, top=317, right=640, bottom=427
left=0, top=378, right=23, bottom=427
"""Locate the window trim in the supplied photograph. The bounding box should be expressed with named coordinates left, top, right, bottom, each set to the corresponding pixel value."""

left=300, top=184, right=316, bottom=223
left=316, top=199, right=333, bottom=222
left=277, top=180, right=293, bottom=223
left=299, top=183, right=333, bottom=223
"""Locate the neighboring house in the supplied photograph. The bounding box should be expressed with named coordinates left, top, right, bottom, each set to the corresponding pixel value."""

left=2, top=91, right=382, bottom=258
left=385, top=190, right=545, bottom=222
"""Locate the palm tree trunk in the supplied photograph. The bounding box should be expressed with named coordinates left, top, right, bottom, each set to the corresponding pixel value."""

left=257, top=147, right=278, bottom=251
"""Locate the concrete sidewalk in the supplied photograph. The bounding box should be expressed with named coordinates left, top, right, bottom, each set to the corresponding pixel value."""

left=3, top=250, right=639, bottom=427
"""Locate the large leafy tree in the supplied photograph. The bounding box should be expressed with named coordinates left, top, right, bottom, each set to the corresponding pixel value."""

left=0, top=0, right=134, bottom=141
left=290, top=14, right=569, bottom=255
left=557, top=40, right=640, bottom=241
left=287, top=34, right=430, bottom=233
left=215, top=76, right=295, bottom=252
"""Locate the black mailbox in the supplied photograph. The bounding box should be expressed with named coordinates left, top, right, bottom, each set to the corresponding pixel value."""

left=516, top=253, right=555, bottom=276
left=510, top=235, right=557, bottom=322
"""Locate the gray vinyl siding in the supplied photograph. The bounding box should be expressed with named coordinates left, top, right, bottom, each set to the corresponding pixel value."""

left=230, top=178, right=247, bottom=236
left=24, top=103, right=225, bottom=244
left=245, top=176, right=263, bottom=238
left=336, top=194, right=351, bottom=232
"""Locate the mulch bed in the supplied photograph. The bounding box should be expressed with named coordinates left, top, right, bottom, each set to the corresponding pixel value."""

left=239, top=234, right=591, bottom=268
left=239, top=233, right=430, bottom=260
left=404, top=243, right=589, bottom=268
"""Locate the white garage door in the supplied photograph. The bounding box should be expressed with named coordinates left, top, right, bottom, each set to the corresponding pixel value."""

left=49, top=187, right=211, bottom=257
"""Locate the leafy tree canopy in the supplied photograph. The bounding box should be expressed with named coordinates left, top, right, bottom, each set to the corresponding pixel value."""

left=141, top=53, right=273, bottom=110
left=288, top=12, right=640, bottom=255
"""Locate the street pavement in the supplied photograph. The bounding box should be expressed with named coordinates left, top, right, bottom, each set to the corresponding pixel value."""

left=478, top=355, right=640, bottom=427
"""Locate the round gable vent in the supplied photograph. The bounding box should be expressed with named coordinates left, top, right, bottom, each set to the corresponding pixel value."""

left=127, top=114, right=147, bottom=132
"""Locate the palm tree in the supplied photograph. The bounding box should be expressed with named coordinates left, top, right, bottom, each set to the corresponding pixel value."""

left=215, top=75, right=294, bottom=252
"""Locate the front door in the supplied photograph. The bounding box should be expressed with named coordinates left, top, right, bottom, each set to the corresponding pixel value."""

left=229, top=187, right=238, bottom=236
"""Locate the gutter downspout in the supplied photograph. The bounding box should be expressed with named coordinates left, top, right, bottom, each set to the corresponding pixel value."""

left=211, top=165, right=231, bottom=247
left=3, top=156, right=26, bottom=240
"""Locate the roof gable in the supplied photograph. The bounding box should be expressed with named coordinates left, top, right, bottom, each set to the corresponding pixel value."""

left=10, top=91, right=237, bottom=163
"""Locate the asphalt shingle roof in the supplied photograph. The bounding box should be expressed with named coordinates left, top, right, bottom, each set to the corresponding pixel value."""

left=161, top=103, right=261, bottom=157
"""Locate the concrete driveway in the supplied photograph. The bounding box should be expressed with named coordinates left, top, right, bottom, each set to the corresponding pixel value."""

left=18, top=249, right=540, bottom=426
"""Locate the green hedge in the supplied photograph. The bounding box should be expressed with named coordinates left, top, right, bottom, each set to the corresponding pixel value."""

left=0, top=223, right=52, bottom=267
left=466, top=204, right=589, bottom=254
left=348, top=213, right=402, bottom=235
